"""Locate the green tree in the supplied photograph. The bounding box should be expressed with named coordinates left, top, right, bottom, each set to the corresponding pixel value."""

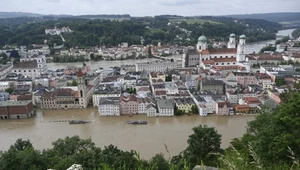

left=0, top=139, right=45, bottom=170
left=149, top=153, right=170, bottom=170
left=67, top=80, right=78, bottom=86
left=148, top=46, right=152, bottom=57
left=175, top=109, right=184, bottom=116
left=259, top=45, right=276, bottom=53
left=183, top=125, right=222, bottom=168
left=235, top=93, right=300, bottom=166
left=124, top=87, right=136, bottom=94
left=5, top=87, right=13, bottom=94
left=90, top=53, right=95, bottom=60
left=191, top=105, right=198, bottom=114
left=165, top=74, right=172, bottom=82
left=275, top=77, right=286, bottom=86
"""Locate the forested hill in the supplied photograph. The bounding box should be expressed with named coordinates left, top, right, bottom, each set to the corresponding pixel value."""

left=226, top=12, right=300, bottom=22
left=0, top=12, right=42, bottom=18
left=0, top=12, right=131, bottom=20
left=0, top=16, right=282, bottom=48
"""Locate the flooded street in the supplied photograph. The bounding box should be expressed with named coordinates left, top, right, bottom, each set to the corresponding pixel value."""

left=0, top=108, right=255, bottom=159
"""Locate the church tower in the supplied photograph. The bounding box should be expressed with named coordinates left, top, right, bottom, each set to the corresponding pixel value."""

left=237, top=34, right=246, bottom=62
left=227, top=33, right=236, bottom=49
left=197, top=35, right=207, bottom=51
left=77, top=69, right=87, bottom=108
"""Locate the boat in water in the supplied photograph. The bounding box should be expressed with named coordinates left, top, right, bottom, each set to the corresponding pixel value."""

left=126, top=120, right=147, bottom=125
left=69, top=120, right=92, bottom=125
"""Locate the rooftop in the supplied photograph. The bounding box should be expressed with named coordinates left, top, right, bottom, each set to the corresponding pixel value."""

left=13, top=60, right=38, bottom=69
left=99, top=97, right=120, bottom=105
left=208, top=48, right=237, bottom=54
left=174, top=97, right=194, bottom=105
left=201, top=79, right=224, bottom=85
left=157, top=99, right=173, bottom=109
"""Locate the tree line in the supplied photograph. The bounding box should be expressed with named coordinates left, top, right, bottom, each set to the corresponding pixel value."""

left=1, top=92, right=300, bottom=170
left=0, top=16, right=282, bottom=48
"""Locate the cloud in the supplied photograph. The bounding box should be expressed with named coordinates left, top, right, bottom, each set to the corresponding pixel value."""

left=158, top=0, right=200, bottom=6
left=0, top=0, right=298, bottom=16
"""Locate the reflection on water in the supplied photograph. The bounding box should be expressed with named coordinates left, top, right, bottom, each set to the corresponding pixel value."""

left=0, top=108, right=255, bottom=159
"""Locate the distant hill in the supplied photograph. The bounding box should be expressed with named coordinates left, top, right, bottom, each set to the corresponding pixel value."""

left=226, top=12, right=300, bottom=22
left=0, top=12, right=42, bottom=18
left=0, top=12, right=131, bottom=20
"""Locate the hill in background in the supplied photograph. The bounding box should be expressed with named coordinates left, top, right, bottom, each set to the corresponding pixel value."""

left=226, top=12, right=300, bottom=22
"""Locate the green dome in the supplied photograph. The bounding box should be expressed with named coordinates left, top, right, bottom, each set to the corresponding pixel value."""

left=240, top=34, right=246, bottom=39
left=198, top=35, right=207, bottom=42
left=230, top=33, right=235, bottom=37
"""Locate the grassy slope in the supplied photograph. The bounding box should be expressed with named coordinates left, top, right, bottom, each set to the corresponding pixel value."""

left=169, top=18, right=221, bottom=24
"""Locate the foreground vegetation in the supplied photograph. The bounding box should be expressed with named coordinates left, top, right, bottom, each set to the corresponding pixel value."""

left=1, top=93, right=300, bottom=170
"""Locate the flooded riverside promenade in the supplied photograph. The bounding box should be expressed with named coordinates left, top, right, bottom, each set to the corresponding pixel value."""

left=0, top=108, right=255, bottom=159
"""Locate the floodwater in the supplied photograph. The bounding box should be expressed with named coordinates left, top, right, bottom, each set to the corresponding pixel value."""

left=0, top=108, right=255, bottom=159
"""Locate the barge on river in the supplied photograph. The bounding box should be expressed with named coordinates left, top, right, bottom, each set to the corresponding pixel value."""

left=69, top=120, right=92, bottom=125
left=126, top=120, right=147, bottom=125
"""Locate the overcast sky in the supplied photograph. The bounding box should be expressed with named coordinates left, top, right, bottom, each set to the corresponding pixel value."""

left=0, top=0, right=299, bottom=16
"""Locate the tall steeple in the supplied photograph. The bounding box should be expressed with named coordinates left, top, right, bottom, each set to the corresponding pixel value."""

left=227, top=33, right=236, bottom=49
left=197, top=35, right=208, bottom=51
left=77, top=69, right=87, bottom=108
left=237, top=35, right=246, bottom=62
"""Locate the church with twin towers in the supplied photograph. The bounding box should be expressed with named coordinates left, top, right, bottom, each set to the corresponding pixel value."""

left=182, top=33, right=250, bottom=72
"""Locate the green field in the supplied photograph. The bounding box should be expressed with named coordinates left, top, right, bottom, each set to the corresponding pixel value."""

left=279, top=20, right=300, bottom=25
left=169, top=18, right=221, bottom=25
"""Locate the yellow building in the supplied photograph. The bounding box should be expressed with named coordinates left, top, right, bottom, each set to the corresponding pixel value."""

left=174, top=97, right=195, bottom=113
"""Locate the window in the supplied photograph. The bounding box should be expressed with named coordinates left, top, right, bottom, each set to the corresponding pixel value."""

left=226, top=56, right=228, bottom=58
left=19, top=70, right=21, bottom=72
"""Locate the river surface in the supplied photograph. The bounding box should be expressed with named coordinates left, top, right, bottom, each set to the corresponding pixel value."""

left=244, top=28, right=295, bottom=54
left=0, top=29, right=294, bottom=159
left=0, top=108, right=255, bottom=159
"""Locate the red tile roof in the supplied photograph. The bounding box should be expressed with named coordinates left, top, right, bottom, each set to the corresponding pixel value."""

left=201, top=50, right=210, bottom=55
left=235, top=104, right=250, bottom=109
left=120, top=94, right=138, bottom=102
left=77, top=69, right=84, bottom=77
left=243, top=97, right=261, bottom=104
left=212, top=65, right=245, bottom=71
left=13, top=60, right=38, bottom=69
left=17, top=95, right=32, bottom=101
left=209, top=48, right=237, bottom=54
left=203, top=60, right=215, bottom=64
left=213, top=58, right=236, bottom=62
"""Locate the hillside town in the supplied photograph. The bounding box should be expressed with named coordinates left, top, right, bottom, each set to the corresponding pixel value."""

left=1, top=32, right=300, bottom=119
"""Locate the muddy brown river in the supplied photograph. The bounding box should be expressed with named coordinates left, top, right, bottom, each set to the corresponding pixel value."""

left=0, top=108, right=255, bottom=159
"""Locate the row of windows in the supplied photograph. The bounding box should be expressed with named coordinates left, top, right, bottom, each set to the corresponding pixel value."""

left=14, top=69, right=37, bottom=73
left=215, top=62, right=236, bottom=65
left=211, top=56, right=234, bottom=58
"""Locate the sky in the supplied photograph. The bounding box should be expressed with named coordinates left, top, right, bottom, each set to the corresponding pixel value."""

left=0, top=0, right=299, bottom=16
